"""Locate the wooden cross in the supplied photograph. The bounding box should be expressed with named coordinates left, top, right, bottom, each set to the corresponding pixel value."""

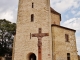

left=32, top=28, right=49, bottom=60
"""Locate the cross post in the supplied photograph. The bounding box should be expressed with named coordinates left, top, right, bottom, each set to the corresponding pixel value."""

left=32, top=28, right=49, bottom=60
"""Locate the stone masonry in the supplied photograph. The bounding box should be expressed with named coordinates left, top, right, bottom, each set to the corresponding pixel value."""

left=12, top=0, right=78, bottom=60
left=51, top=25, right=78, bottom=60
left=13, top=0, right=52, bottom=60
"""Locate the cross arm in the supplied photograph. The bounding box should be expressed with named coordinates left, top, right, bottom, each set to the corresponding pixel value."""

left=32, top=33, right=38, bottom=37
left=42, top=33, right=49, bottom=36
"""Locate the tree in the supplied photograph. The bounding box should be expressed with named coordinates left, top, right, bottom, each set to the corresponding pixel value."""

left=0, top=19, right=16, bottom=57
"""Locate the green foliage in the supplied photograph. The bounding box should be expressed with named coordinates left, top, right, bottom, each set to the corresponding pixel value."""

left=0, top=19, right=16, bottom=33
left=0, top=19, right=16, bottom=57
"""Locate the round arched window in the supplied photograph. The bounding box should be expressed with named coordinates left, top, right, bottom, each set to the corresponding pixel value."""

left=29, top=53, right=36, bottom=60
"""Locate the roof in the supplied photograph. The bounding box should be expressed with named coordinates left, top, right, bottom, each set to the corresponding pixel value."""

left=51, top=24, right=76, bottom=32
left=50, top=7, right=60, bottom=15
left=50, top=7, right=61, bottom=21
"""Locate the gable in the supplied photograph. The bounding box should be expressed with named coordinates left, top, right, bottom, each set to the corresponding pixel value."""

left=50, top=7, right=61, bottom=21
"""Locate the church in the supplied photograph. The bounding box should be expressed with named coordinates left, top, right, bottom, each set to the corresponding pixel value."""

left=12, top=0, right=78, bottom=60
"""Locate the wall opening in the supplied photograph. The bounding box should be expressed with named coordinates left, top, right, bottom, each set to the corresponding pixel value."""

left=29, top=53, right=36, bottom=60
left=67, top=53, right=70, bottom=60
left=65, top=34, right=69, bottom=42
left=32, top=2, right=34, bottom=8
left=31, top=14, right=34, bottom=22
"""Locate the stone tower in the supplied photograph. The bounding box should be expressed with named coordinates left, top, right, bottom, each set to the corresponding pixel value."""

left=13, top=0, right=78, bottom=60
left=13, top=0, right=52, bottom=60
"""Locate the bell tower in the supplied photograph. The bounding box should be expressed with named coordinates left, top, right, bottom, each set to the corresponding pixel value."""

left=13, top=0, right=52, bottom=60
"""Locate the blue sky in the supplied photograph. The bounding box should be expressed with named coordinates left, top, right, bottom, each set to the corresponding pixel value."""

left=0, top=0, right=80, bottom=55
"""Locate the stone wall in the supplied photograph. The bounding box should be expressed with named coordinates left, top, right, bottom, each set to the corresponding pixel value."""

left=51, top=12, right=60, bottom=25
left=51, top=25, right=78, bottom=60
left=13, top=0, right=52, bottom=60
left=0, top=57, right=5, bottom=60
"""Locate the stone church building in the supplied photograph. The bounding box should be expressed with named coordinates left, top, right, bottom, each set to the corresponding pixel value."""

left=12, top=0, right=78, bottom=60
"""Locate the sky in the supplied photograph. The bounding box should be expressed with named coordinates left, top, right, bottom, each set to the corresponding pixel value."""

left=0, top=0, right=80, bottom=55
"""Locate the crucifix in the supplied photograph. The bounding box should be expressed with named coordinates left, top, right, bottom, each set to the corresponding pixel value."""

left=32, top=28, right=49, bottom=60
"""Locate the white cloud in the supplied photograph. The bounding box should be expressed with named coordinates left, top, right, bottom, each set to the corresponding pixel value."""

left=0, top=10, right=13, bottom=22
left=0, top=0, right=18, bottom=23
left=76, top=11, right=80, bottom=16
left=71, top=10, right=76, bottom=14
left=0, top=9, right=17, bottom=23
left=76, top=37, right=80, bottom=46
left=65, top=15, right=69, bottom=19
left=50, top=0, right=80, bottom=13
left=62, top=18, right=80, bottom=31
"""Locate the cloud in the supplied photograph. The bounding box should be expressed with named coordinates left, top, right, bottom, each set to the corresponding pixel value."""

left=71, top=10, right=76, bottom=14
left=76, top=37, right=80, bottom=47
left=0, top=0, right=19, bottom=23
left=0, top=10, right=13, bottom=21
left=65, top=15, right=69, bottom=19
left=0, top=9, right=17, bottom=23
left=50, top=0, right=80, bottom=13
left=76, top=11, right=80, bottom=16
left=62, top=18, right=80, bottom=31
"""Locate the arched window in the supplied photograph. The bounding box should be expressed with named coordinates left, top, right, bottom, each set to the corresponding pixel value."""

left=29, top=53, right=36, bottom=60
left=31, top=14, right=34, bottom=22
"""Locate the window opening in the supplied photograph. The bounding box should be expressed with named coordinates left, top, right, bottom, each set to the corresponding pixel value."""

left=31, top=14, right=34, bottom=22
left=65, top=34, right=69, bottom=42
left=32, top=3, right=34, bottom=8
left=30, top=33, right=31, bottom=39
left=67, top=53, right=70, bottom=60
left=29, top=53, right=36, bottom=60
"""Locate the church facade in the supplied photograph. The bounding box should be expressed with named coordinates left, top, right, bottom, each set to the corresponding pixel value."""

left=12, top=0, right=78, bottom=60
